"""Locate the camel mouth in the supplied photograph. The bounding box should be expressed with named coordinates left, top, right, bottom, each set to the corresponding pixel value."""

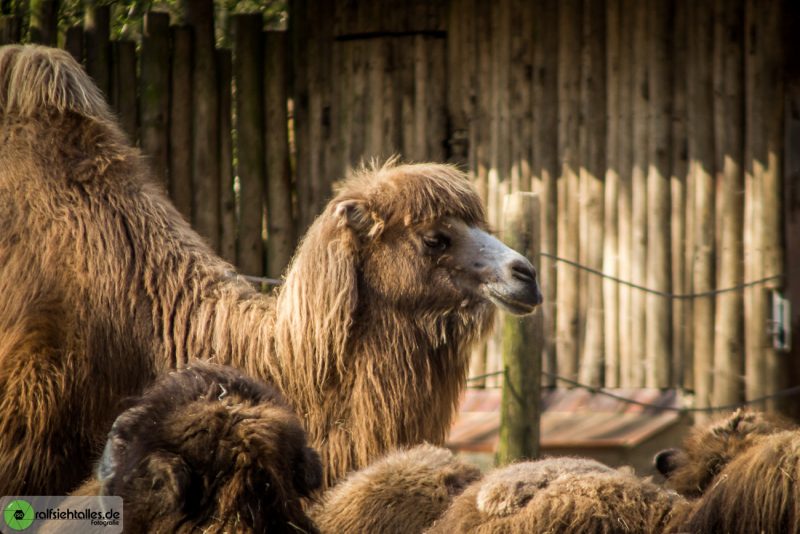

left=484, top=286, right=541, bottom=315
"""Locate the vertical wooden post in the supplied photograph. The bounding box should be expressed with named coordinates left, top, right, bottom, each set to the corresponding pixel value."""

left=290, top=0, right=312, bottom=232
left=471, top=0, right=493, bottom=385
left=485, top=0, right=512, bottom=389
left=84, top=3, right=110, bottom=98
left=233, top=14, right=266, bottom=276
left=423, top=35, right=447, bottom=162
left=169, top=25, right=194, bottom=221
left=671, top=0, right=688, bottom=388
left=688, top=0, right=716, bottom=413
left=306, top=0, right=335, bottom=225
left=556, top=0, right=582, bottom=382
left=28, top=0, right=57, bottom=46
left=509, top=0, right=532, bottom=192
left=187, top=0, right=220, bottom=252
left=498, top=192, right=542, bottom=465
left=646, top=0, right=672, bottom=388
left=782, top=1, right=800, bottom=419
left=64, top=24, right=83, bottom=63
left=264, top=31, right=295, bottom=279
left=217, top=49, right=236, bottom=265
left=0, top=15, right=21, bottom=45
left=532, top=0, right=558, bottom=388
left=630, top=0, right=649, bottom=386
left=578, top=0, right=606, bottom=387
left=111, top=40, right=137, bottom=142
left=745, top=0, right=784, bottom=411
left=712, top=0, right=745, bottom=407
left=617, top=0, right=634, bottom=387
left=139, top=12, right=170, bottom=187
left=604, top=0, right=621, bottom=388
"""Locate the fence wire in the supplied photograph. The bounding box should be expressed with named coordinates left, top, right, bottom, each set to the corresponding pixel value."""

left=466, top=369, right=800, bottom=414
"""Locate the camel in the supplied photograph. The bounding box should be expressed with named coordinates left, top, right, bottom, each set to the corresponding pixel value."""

left=0, top=44, right=541, bottom=494
left=654, top=408, right=794, bottom=497
left=653, top=409, right=800, bottom=533
left=675, top=429, right=800, bottom=533
left=71, top=362, right=321, bottom=533
left=426, top=457, right=687, bottom=534
left=311, top=444, right=481, bottom=534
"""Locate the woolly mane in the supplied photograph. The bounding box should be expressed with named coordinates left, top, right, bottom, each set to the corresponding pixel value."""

left=679, top=430, right=800, bottom=534
left=311, top=444, right=481, bottom=534
left=428, top=458, right=686, bottom=534
left=0, top=45, right=505, bottom=493
left=656, top=409, right=794, bottom=497
left=74, top=363, right=321, bottom=533
left=0, top=45, right=111, bottom=120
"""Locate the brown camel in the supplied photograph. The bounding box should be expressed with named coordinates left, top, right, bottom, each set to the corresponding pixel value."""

left=311, top=444, right=481, bottom=534
left=653, top=409, right=800, bottom=533
left=0, top=45, right=541, bottom=494
left=653, top=408, right=794, bottom=497
left=71, top=362, right=321, bottom=533
left=427, top=457, right=687, bottom=534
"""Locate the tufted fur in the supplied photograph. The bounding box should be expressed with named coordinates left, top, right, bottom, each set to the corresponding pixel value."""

left=427, top=457, right=686, bottom=534
left=72, top=362, right=321, bottom=533
left=654, top=409, right=794, bottom=497
left=676, top=430, right=800, bottom=533
left=311, top=444, right=481, bottom=533
left=0, top=45, right=528, bottom=493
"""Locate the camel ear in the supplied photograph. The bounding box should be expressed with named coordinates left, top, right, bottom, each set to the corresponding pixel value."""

left=654, top=448, right=685, bottom=478
left=293, top=446, right=323, bottom=496
left=141, top=452, right=190, bottom=505
left=334, top=199, right=384, bottom=238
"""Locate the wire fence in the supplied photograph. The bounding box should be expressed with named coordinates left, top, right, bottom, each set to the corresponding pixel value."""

left=245, top=251, right=783, bottom=296
left=539, top=252, right=782, bottom=299
left=466, top=369, right=800, bottom=414
left=243, top=253, right=793, bottom=414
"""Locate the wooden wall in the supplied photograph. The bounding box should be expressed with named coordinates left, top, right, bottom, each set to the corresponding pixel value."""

left=294, top=0, right=791, bottom=408
left=1, top=0, right=793, bottom=408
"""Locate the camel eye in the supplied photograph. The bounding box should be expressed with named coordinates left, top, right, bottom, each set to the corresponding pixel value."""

left=422, top=233, right=450, bottom=252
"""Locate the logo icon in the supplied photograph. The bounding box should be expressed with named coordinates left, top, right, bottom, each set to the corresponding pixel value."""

left=3, top=499, right=34, bottom=531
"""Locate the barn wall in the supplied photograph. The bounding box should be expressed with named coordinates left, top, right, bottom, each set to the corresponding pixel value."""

left=0, top=0, right=793, bottom=411
left=296, top=0, right=792, bottom=411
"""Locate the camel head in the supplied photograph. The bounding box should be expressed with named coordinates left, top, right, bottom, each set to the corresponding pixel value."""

left=95, top=362, right=321, bottom=532
left=319, top=162, right=542, bottom=317
left=654, top=409, right=794, bottom=497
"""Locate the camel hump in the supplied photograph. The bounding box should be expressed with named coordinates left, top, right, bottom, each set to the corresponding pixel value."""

left=0, top=44, right=112, bottom=121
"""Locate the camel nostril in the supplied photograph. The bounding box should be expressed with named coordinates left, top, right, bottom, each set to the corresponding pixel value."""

left=510, top=261, right=536, bottom=285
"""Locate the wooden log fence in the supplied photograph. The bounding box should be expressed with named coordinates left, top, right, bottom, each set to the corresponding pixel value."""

left=0, top=0, right=794, bottom=415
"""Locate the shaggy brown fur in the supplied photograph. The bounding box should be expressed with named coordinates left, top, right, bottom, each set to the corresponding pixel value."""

left=311, top=444, right=481, bottom=534
left=675, top=430, right=800, bottom=534
left=654, top=408, right=794, bottom=497
left=426, top=458, right=686, bottom=534
left=0, top=45, right=540, bottom=493
left=72, top=362, right=321, bottom=533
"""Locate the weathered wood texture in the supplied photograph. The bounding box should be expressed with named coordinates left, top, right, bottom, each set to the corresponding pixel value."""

left=688, top=0, right=716, bottom=412
left=712, top=0, right=745, bottom=407
left=1, top=1, right=792, bottom=413
left=645, top=0, right=672, bottom=388
left=498, top=193, right=543, bottom=464
left=168, top=26, right=194, bottom=221
left=84, top=4, right=110, bottom=97
left=28, top=0, right=57, bottom=46
left=217, top=49, right=236, bottom=265
left=233, top=14, right=266, bottom=277
left=264, top=31, right=295, bottom=279
left=187, top=0, right=221, bottom=252
left=578, top=0, right=606, bottom=387
left=139, top=12, right=170, bottom=187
